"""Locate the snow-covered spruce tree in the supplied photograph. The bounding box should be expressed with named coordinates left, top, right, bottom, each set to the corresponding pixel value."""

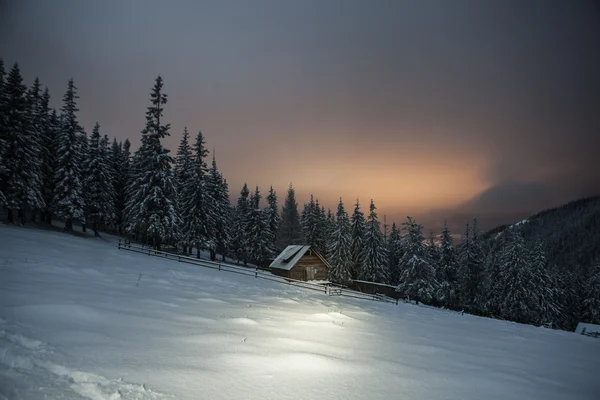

left=123, top=76, right=178, bottom=250
left=248, top=186, right=273, bottom=266
left=387, top=222, right=403, bottom=285
left=39, top=88, right=57, bottom=224
left=314, top=201, right=328, bottom=255
left=277, top=183, right=303, bottom=248
left=322, top=208, right=336, bottom=261
left=350, top=199, right=366, bottom=280
left=84, top=123, right=116, bottom=236
left=109, top=138, right=127, bottom=232
left=497, top=228, right=538, bottom=324
left=362, top=200, right=388, bottom=283
left=53, top=79, right=86, bottom=231
left=301, top=195, right=318, bottom=247
left=180, top=130, right=213, bottom=257
left=458, top=219, right=485, bottom=312
left=207, top=154, right=231, bottom=261
left=437, top=222, right=459, bottom=309
left=426, top=230, right=439, bottom=268
left=397, top=216, right=437, bottom=304
left=0, top=58, right=7, bottom=207
left=3, top=64, right=45, bottom=223
left=78, top=128, right=89, bottom=232
left=529, top=241, right=561, bottom=325
left=174, top=127, right=194, bottom=252
left=327, top=198, right=353, bottom=284
left=264, top=186, right=280, bottom=256
left=25, top=77, right=48, bottom=222
left=119, top=138, right=132, bottom=229
left=582, top=262, right=600, bottom=324
left=231, top=183, right=251, bottom=264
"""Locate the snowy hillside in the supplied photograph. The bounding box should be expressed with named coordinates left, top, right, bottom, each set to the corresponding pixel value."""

left=1, top=225, right=598, bottom=400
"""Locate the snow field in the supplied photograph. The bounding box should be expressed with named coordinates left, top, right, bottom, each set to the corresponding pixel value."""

left=1, top=224, right=599, bottom=400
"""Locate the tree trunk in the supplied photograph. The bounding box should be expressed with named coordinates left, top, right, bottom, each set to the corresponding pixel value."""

left=93, top=221, right=100, bottom=237
left=31, top=211, right=36, bottom=222
left=197, top=246, right=201, bottom=259
left=7, top=209, right=15, bottom=224
left=210, top=249, right=216, bottom=262
left=81, top=222, right=86, bottom=233
left=45, top=211, right=52, bottom=224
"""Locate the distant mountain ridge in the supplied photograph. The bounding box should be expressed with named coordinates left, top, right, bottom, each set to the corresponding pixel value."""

left=483, top=196, right=600, bottom=275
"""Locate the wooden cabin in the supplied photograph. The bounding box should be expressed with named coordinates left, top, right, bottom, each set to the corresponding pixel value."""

left=269, top=245, right=330, bottom=281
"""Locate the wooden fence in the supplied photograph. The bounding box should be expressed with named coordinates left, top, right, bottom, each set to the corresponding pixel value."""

left=581, top=327, right=600, bottom=338
left=117, top=239, right=398, bottom=306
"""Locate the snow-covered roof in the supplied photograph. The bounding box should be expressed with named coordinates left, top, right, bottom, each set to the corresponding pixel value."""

left=269, top=245, right=333, bottom=271
left=269, top=245, right=311, bottom=270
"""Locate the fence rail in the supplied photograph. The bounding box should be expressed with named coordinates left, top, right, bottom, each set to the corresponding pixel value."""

left=117, top=239, right=398, bottom=305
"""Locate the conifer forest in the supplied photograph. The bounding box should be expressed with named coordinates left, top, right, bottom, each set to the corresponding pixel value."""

left=0, top=59, right=598, bottom=332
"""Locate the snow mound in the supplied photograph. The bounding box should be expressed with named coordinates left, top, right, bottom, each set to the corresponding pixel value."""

left=0, top=225, right=599, bottom=400
left=0, top=321, right=167, bottom=400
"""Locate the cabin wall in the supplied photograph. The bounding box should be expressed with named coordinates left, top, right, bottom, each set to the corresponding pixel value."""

left=270, top=268, right=290, bottom=279
left=291, top=253, right=329, bottom=281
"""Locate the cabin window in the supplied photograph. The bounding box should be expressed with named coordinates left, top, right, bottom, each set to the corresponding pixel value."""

left=314, top=268, right=317, bottom=274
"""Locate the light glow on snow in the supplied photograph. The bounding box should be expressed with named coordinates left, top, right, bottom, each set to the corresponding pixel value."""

left=1, top=225, right=598, bottom=400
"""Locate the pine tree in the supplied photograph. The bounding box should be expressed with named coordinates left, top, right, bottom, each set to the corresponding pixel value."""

left=180, top=130, right=212, bottom=256
left=314, top=201, right=328, bottom=255
left=111, top=138, right=131, bottom=232
left=232, top=183, right=251, bottom=264
left=582, top=263, right=600, bottom=324
left=387, top=222, right=404, bottom=285
left=557, top=271, right=584, bottom=330
left=53, top=79, right=86, bottom=231
left=362, top=200, right=388, bottom=283
left=84, top=123, right=116, bottom=236
left=497, top=229, right=538, bottom=324
left=3, top=64, right=44, bottom=223
left=301, top=195, right=328, bottom=253
left=397, top=216, right=437, bottom=304
left=207, top=154, right=231, bottom=261
left=247, top=186, right=273, bottom=266
left=124, top=76, right=178, bottom=249
left=350, top=199, right=366, bottom=279
left=78, top=129, right=89, bottom=232
left=174, top=127, right=194, bottom=251
left=436, top=222, right=459, bottom=308
left=110, top=139, right=123, bottom=231
left=278, top=183, right=303, bottom=247
left=0, top=58, right=7, bottom=206
left=327, top=199, right=353, bottom=284
left=458, top=219, right=485, bottom=312
left=264, top=186, right=280, bottom=256
left=426, top=230, right=439, bottom=266
left=529, top=241, right=561, bottom=325
left=25, top=77, right=47, bottom=222
left=323, top=208, right=336, bottom=260
left=39, top=88, right=57, bottom=224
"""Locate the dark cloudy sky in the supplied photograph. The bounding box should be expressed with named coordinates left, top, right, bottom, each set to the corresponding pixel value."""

left=1, top=0, right=599, bottom=231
